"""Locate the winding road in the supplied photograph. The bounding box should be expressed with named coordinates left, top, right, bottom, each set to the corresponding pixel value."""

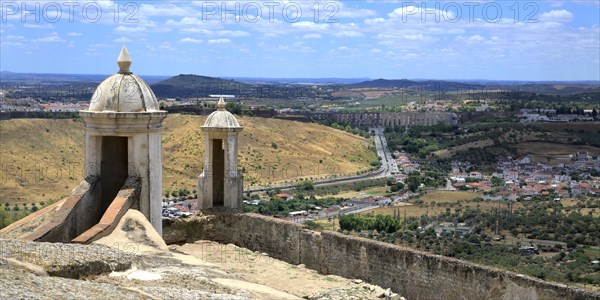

left=245, top=127, right=397, bottom=193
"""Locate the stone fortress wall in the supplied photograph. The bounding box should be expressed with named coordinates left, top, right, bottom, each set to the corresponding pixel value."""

left=163, top=213, right=600, bottom=300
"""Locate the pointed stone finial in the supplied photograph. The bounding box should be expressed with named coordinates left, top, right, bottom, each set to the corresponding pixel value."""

left=117, top=46, right=132, bottom=74
left=217, top=97, right=226, bottom=111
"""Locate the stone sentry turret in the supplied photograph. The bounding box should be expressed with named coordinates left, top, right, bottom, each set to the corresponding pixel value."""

left=80, top=46, right=167, bottom=235
left=198, top=97, right=244, bottom=210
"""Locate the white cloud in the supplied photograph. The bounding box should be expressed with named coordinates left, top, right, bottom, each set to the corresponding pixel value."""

left=216, top=30, right=249, bottom=37
left=292, top=22, right=330, bottom=31
left=114, top=37, right=132, bottom=43
left=114, top=26, right=147, bottom=33
left=303, top=33, right=322, bottom=39
left=158, top=43, right=176, bottom=51
left=166, top=17, right=222, bottom=29
left=1, top=35, right=26, bottom=47
left=180, top=37, right=202, bottom=44
left=24, top=24, right=53, bottom=29
left=386, top=5, right=455, bottom=22
left=544, top=0, right=600, bottom=8
left=67, top=32, right=82, bottom=36
left=387, top=6, right=418, bottom=19
left=139, top=3, right=191, bottom=17
left=455, top=35, right=490, bottom=45
left=539, top=10, right=574, bottom=22
left=166, top=17, right=203, bottom=26
left=365, top=17, right=385, bottom=25
left=335, top=30, right=362, bottom=37
left=546, top=0, right=564, bottom=8
left=300, top=46, right=316, bottom=53
left=32, top=33, right=65, bottom=43
left=182, top=28, right=213, bottom=34
left=403, top=34, right=425, bottom=41
left=337, top=8, right=377, bottom=18
left=208, top=38, right=231, bottom=44
left=113, top=20, right=168, bottom=34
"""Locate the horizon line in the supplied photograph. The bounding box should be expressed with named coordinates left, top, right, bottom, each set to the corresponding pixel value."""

left=1, top=70, right=600, bottom=83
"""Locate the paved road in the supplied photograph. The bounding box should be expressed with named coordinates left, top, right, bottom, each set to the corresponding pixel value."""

left=370, top=127, right=399, bottom=176
left=245, top=128, right=394, bottom=193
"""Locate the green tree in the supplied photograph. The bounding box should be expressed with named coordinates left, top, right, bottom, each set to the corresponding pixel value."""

left=391, top=182, right=405, bottom=192
left=225, top=102, right=242, bottom=115
left=296, top=180, right=314, bottom=191
left=406, top=175, right=421, bottom=192
left=491, top=176, right=504, bottom=187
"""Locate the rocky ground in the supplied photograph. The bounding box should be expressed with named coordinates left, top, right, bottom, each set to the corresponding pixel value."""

left=1, top=210, right=404, bottom=300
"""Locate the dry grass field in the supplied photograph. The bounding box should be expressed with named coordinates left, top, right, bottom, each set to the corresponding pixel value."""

left=559, top=198, right=600, bottom=217
left=515, top=142, right=600, bottom=163
left=433, top=123, right=600, bottom=163
left=360, top=191, right=485, bottom=218
left=0, top=115, right=376, bottom=204
left=317, top=186, right=389, bottom=200
left=433, top=139, right=494, bottom=159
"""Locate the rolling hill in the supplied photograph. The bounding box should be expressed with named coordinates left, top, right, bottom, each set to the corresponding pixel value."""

left=150, top=74, right=319, bottom=100
left=350, top=79, right=482, bottom=91
left=150, top=74, right=248, bottom=98
left=0, top=115, right=377, bottom=205
left=351, top=78, right=600, bottom=96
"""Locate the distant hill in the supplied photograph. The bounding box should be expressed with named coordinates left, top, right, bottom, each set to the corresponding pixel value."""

left=222, top=77, right=370, bottom=85
left=350, top=78, right=414, bottom=88
left=533, top=84, right=600, bottom=95
left=0, top=71, right=169, bottom=84
left=150, top=74, right=248, bottom=98
left=150, top=74, right=321, bottom=99
left=350, top=79, right=483, bottom=91
left=0, top=115, right=377, bottom=204
left=351, top=78, right=600, bottom=95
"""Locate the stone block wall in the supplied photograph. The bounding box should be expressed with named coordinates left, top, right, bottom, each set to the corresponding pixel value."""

left=163, top=213, right=600, bottom=300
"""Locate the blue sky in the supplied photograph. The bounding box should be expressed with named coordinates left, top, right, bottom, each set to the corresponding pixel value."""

left=1, top=0, right=599, bottom=80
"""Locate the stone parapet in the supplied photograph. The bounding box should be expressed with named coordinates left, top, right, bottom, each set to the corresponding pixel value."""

left=164, top=213, right=600, bottom=300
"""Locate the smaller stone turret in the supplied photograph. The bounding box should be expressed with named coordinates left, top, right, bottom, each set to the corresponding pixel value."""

left=198, top=97, right=243, bottom=210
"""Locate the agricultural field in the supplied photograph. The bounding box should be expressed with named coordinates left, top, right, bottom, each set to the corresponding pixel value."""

left=317, top=186, right=389, bottom=200
left=360, top=191, right=483, bottom=219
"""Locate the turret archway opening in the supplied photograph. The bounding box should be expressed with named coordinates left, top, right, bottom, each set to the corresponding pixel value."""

left=100, top=136, right=129, bottom=220
left=212, top=138, right=225, bottom=207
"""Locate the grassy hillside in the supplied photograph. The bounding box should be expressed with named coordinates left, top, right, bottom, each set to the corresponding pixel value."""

left=445, top=122, right=600, bottom=165
left=0, top=115, right=376, bottom=205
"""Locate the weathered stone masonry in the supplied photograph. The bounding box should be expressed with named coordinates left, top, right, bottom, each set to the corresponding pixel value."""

left=164, top=213, right=600, bottom=300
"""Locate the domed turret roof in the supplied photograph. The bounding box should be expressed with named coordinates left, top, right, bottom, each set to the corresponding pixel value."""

left=202, top=97, right=241, bottom=130
left=87, top=46, right=160, bottom=112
